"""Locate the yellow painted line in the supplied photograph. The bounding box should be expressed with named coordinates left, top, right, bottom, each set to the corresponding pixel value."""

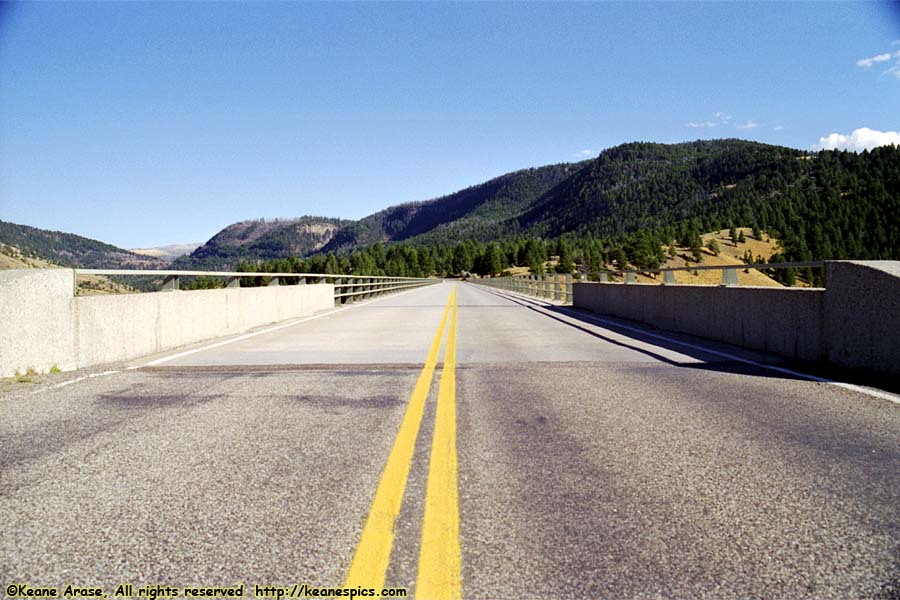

left=344, top=287, right=454, bottom=591
left=417, top=285, right=462, bottom=600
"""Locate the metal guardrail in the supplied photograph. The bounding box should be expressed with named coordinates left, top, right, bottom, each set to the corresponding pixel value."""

left=470, top=261, right=826, bottom=304
left=471, top=273, right=575, bottom=303
left=74, top=269, right=439, bottom=303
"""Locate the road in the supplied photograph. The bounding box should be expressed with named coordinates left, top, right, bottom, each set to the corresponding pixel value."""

left=2, top=281, right=899, bottom=599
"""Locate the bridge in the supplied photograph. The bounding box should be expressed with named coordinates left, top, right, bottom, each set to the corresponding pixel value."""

left=2, top=267, right=900, bottom=598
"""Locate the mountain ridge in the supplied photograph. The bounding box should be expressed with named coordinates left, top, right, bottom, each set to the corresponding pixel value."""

left=4, top=138, right=899, bottom=277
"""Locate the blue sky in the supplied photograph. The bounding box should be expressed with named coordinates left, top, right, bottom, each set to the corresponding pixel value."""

left=1, top=2, right=899, bottom=248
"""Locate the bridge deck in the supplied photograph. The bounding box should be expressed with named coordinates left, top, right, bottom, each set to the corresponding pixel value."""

left=3, top=281, right=899, bottom=598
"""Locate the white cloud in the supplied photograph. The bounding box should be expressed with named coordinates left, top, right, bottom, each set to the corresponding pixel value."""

left=686, top=112, right=736, bottom=129
left=736, top=120, right=759, bottom=129
left=816, top=127, right=900, bottom=151
left=893, top=40, right=900, bottom=46
left=856, top=53, right=893, bottom=68
left=774, top=125, right=785, bottom=131
left=575, top=149, right=595, bottom=158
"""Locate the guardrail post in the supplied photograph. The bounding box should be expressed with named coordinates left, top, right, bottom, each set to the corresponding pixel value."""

left=625, top=272, right=635, bottom=284
left=345, top=278, right=354, bottom=303
left=267, top=276, right=280, bottom=287
left=226, top=277, right=240, bottom=288
left=663, top=271, right=675, bottom=285
left=722, top=268, right=738, bottom=286
left=162, top=275, right=179, bottom=291
left=298, top=276, right=306, bottom=285
left=553, top=275, right=560, bottom=302
left=565, top=274, right=572, bottom=302
left=598, top=272, right=608, bottom=282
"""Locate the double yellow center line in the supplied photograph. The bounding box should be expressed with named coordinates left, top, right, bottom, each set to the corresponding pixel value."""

left=345, top=286, right=461, bottom=599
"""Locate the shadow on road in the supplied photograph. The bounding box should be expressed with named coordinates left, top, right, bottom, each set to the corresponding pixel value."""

left=477, top=286, right=900, bottom=396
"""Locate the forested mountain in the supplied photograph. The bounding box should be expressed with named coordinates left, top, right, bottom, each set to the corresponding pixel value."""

left=178, top=163, right=582, bottom=269
left=0, top=220, right=165, bottom=269
left=236, top=139, right=900, bottom=285
left=517, top=140, right=899, bottom=264
left=318, top=162, right=585, bottom=252
left=516, top=140, right=805, bottom=238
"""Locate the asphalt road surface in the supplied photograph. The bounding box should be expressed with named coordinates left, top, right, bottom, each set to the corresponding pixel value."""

left=3, top=281, right=899, bottom=599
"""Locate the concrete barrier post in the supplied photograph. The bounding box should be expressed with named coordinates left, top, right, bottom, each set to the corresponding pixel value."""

left=0, top=269, right=77, bottom=377
left=722, top=268, right=738, bottom=286
left=824, top=261, right=900, bottom=376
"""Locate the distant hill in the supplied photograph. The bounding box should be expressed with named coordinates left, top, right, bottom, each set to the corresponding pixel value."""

left=173, top=216, right=350, bottom=270
left=131, top=243, right=201, bottom=262
left=0, top=220, right=166, bottom=270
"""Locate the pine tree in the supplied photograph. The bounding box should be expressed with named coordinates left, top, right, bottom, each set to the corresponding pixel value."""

left=555, top=239, right=575, bottom=273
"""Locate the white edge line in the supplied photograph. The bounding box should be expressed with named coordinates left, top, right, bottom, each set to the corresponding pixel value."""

left=477, top=285, right=900, bottom=406
left=32, top=370, right=121, bottom=395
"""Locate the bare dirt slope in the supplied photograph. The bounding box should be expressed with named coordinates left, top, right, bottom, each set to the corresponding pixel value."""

left=629, top=228, right=785, bottom=286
